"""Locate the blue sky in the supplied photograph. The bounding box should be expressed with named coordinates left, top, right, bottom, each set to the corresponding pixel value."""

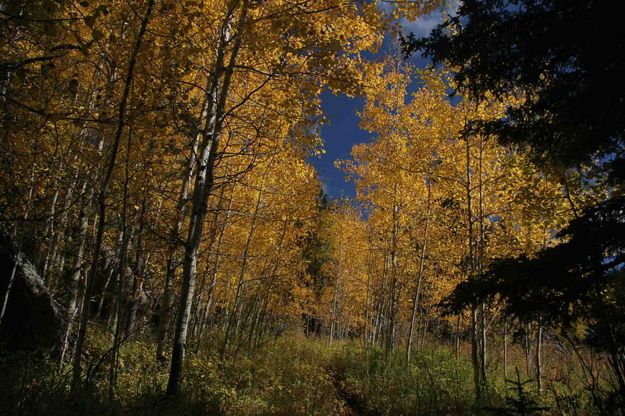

left=310, top=6, right=444, bottom=199
left=314, top=92, right=365, bottom=199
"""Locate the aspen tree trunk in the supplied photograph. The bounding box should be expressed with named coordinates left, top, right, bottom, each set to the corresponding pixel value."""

left=383, top=51, right=405, bottom=358
left=480, top=304, right=487, bottom=389
left=465, top=133, right=481, bottom=401
left=364, top=245, right=372, bottom=347
left=455, top=315, right=462, bottom=361
left=96, top=246, right=119, bottom=321
left=372, top=308, right=380, bottom=345
left=536, top=325, right=543, bottom=393
left=47, top=181, right=75, bottom=278
left=40, top=190, right=58, bottom=281
left=109, top=223, right=133, bottom=399
left=189, top=184, right=227, bottom=342
left=477, top=135, right=488, bottom=396
left=462, top=132, right=490, bottom=400
left=525, top=322, right=532, bottom=378
left=189, top=270, right=213, bottom=344
left=385, top=199, right=400, bottom=357
left=109, top=124, right=137, bottom=400
left=419, top=316, right=429, bottom=350
left=58, top=183, right=89, bottom=367
left=166, top=0, right=248, bottom=396
left=471, top=307, right=482, bottom=400
left=503, top=317, right=508, bottom=380
left=329, top=286, right=340, bottom=346
left=156, top=136, right=199, bottom=362
left=254, top=295, right=272, bottom=348
left=373, top=252, right=389, bottom=346
left=222, top=282, right=233, bottom=332
left=329, top=244, right=344, bottom=346
left=407, top=182, right=431, bottom=363
left=127, top=200, right=148, bottom=338
left=195, top=186, right=235, bottom=343
left=71, top=0, right=153, bottom=391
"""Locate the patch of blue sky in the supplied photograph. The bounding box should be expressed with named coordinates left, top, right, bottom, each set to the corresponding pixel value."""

left=310, top=3, right=451, bottom=200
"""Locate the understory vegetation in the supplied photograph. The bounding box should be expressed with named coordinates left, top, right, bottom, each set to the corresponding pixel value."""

left=0, top=332, right=608, bottom=416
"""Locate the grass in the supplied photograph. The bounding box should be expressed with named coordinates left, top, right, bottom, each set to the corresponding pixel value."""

left=329, top=343, right=476, bottom=415
left=0, top=332, right=605, bottom=416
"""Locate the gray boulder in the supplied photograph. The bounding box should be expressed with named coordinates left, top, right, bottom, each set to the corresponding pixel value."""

left=0, top=235, right=64, bottom=352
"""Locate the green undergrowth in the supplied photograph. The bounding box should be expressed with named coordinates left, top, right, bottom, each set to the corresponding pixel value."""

left=0, top=332, right=599, bottom=416
left=328, top=343, right=477, bottom=415
left=0, top=333, right=347, bottom=416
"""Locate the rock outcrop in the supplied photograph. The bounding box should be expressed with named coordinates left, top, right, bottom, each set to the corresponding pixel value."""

left=0, top=234, right=64, bottom=352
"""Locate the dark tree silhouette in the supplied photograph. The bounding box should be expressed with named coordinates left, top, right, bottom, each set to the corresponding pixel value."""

left=403, top=0, right=625, bottom=407
left=403, top=0, right=625, bottom=173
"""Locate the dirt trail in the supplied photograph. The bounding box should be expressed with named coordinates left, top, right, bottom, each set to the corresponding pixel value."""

left=330, top=370, right=368, bottom=416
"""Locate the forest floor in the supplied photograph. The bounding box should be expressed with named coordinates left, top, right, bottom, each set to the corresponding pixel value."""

left=330, top=369, right=367, bottom=416
left=0, top=332, right=596, bottom=416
